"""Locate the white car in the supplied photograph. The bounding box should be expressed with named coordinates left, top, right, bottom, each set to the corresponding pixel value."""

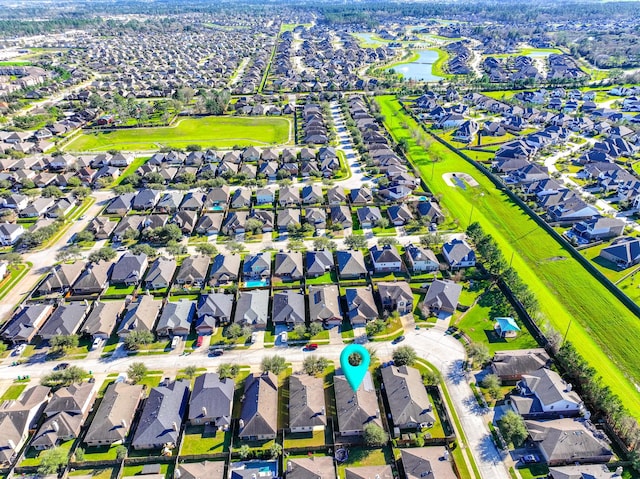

left=13, top=344, right=26, bottom=356
left=91, top=338, right=102, bottom=350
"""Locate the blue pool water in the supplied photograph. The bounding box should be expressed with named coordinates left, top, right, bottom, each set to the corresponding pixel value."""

left=211, top=205, right=224, bottom=211
left=245, top=279, right=269, bottom=288
left=230, top=460, right=278, bottom=478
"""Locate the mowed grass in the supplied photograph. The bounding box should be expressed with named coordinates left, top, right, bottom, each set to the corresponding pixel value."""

left=375, top=95, right=640, bottom=418
left=64, top=116, right=291, bottom=152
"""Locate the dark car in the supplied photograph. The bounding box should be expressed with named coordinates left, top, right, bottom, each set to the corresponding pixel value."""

left=521, top=455, right=539, bottom=464
left=392, top=335, right=405, bottom=344
left=54, top=362, right=69, bottom=371
left=209, top=348, right=224, bottom=357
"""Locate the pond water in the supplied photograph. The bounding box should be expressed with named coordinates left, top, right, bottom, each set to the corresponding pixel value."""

left=352, top=32, right=386, bottom=46
left=388, top=49, right=443, bottom=82
left=526, top=51, right=555, bottom=58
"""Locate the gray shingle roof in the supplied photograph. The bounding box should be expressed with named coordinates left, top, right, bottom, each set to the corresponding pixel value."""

left=289, top=375, right=326, bottom=430
left=380, top=365, right=435, bottom=428
left=188, top=373, right=234, bottom=426
left=239, top=372, right=278, bottom=438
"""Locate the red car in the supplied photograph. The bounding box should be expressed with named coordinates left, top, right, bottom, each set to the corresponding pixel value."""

left=196, top=336, right=204, bottom=348
left=306, top=343, right=318, bottom=351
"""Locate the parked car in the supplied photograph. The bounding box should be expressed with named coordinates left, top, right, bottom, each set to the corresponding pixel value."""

left=13, top=344, right=26, bottom=356
left=171, top=336, right=181, bottom=349
left=521, top=455, right=539, bottom=464
left=209, top=348, right=224, bottom=357
left=392, top=335, right=405, bottom=344
left=305, top=343, right=318, bottom=351
left=196, top=336, right=204, bottom=348
left=54, top=362, right=70, bottom=371
left=91, top=338, right=102, bottom=350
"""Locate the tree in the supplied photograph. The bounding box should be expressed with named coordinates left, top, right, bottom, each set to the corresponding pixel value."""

left=41, top=185, right=64, bottom=198
left=217, top=363, right=240, bottom=379
left=376, top=217, right=390, bottom=229
left=183, top=365, right=198, bottom=379
left=393, top=346, right=417, bottom=366
left=225, top=323, right=247, bottom=339
left=313, top=237, right=337, bottom=251
left=166, top=240, right=187, bottom=256
left=303, top=355, right=330, bottom=375
left=74, top=230, right=95, bottom=244
left=422, top=370, right=442, bottom=387
left=37, top=446, right=68, bottom=475
left=0, top=252, right=22, bottom=266
left=377, top=237, right=398, bottom=246
left=344, top=234, right=367, bottom=249
left=366, top=319, right=386, bottom=336
left=129, top=244, right=157, bottom=257
left=226, top=240, right=244, bottom=254
left=245, top=218, right=264, bottom=235
left=88, top=247, right=116, bottom=263
left=41, top=366, right=88, bottom=388
left=49, top=334, right=79, bottom=354
left=481, top=374, right=502, bottom=400
left=72, top=186, right=91, bottom=199
left=238, top=444, right=251, bottom=460
left=269, top=442, right=283, bottom=458
left=363, top=423, right=389, bottom=446
left=467, top=342, right=490, bottom=367
left=196, top=242, right=218, bottom=256
left=0, top=342, right=7, bottom=355
left=124, top=330, right=154, bottom=351
left=74, top=447, right=85, bottom=462
left=128, top=362, right=148, bottom=384
left=498, top=410, right=528, bottom=447
left=115, top=445, right=127, bottom=460
left=308, top=322, right=323, bottom=337
left=293, top=323, right=308, bottom=339
left=261, top=355, right=287, bottom=374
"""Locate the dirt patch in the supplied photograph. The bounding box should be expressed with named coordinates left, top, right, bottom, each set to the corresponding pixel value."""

left=443, top=172, right=479, bottom=188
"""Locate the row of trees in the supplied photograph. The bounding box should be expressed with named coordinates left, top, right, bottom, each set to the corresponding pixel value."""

left=466, top=222, right=539, bottom=316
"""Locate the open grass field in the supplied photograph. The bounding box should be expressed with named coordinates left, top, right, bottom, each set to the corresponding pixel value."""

left=63, top=116, right=291, bottom=152
left=375, top=94, right=640, bottom=419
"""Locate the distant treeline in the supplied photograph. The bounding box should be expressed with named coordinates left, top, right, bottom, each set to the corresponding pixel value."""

left=0, top=18, right=102, bottom=36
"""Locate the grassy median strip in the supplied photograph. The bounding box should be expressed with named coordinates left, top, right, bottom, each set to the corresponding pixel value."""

left=375, top=94, right=640, bottom=419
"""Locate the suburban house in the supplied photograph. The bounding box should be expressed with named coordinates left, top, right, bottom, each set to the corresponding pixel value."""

left=345, top=466, right=393, bottom=479
left=196, top=293, right=234, bottom=333
left=272, top=290, right=305, bottom=327
left=31, top=382, right=96, bottom=450
left=566, top=217, right=625, bottom=244
left=239, top=372, right=278, bottom=441
left=288, top=374, right=326, bottom=433
left=242, top=252, right=272, bottom=281
left=405, top=244, right=439, bottom=273
left=81, top=300, right=125, bottom=339
left=330, top=205, right=353, bottom=229
left=381, top=365, right=435, bottom=430
left=36, top=261, right=86, bottom=295
left=491, top=349, right=551, bottom=383
left=377, top=282, right=413, bottom=315
left=369, top=245, right=404, bottom=273
left=423, top=280, right=462, bottom=316
left=234, top=290, right=269, bottom=329
left=525, top=418, right=613, bottom=466
left=345, top=287, right=378, bottom=326
left=1, top=303, right=54, bottom=344
left=547, top=465, right=619, bottom=479
left=0, top=385, right=51, bottom=465
left=400, top=448, right=458, bottom=479
left=0, top=223, right=24, bottom=245
left=38, top=302, right=90, bottom=340
left=286, top=457, right=335, bottom=479
left=72, top=260, right=112, bottom=295
left=511, top=368, right=584, bottom=418
left=84, top=383, right=144, bottom=447
left=208, top=254, right=241, bottom=285
left=131, top=380, right=190, bottom=450
left=336, top=250, right=367, bottom=279
left=442, top=239, right=476, bottom=269
left=274, top=251, right=304, bottom=281
left=188, top=373, right=234, bottom=429
left=175, top=462, right=226, bottom=479
left=175, top=255, right=210, bottom=287
left=117, top=294, right=162, bottom=337
left=305, top=250, right=334, bottom=277
left=356, top=206, right=382, bottom=228
left=334, top=372, right=382, bottom=436
left=599, top=237, right=640, bottom=269
left=110, top=253, right=148, bottom=286
left=144, top=257, right=177, bottom=290
left=155, top=299, right=195, bottom=337
left=195, top=213, right=223, bottom=236
left=308, top=285, right=342, bottom=326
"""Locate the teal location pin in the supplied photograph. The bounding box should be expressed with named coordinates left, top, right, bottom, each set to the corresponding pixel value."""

left=340, top=344, right=371, bottom=391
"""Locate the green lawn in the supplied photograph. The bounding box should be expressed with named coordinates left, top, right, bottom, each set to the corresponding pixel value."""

left=64, top=116, right=291, bottom=152
left=180, top=426, right=231, bottom=455
left=375, top=95, right=640, bottom=419
left=0, top=383, right=27, bottom=400
left=283, top=430, right=328, bottom=448
left=81, top=445, right=120, bottom=461
left=336, top=446, right=396, bottom=478
left=21, top=440, right=73, bottom=466
left=68, top=469, right=115, bottom=479
left=0, top=263, right=30, bottom=301
left=112, top=156, right=150, bottom=186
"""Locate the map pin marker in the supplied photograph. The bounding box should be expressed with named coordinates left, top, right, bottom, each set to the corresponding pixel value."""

left=340, top=344, right=371, bottom=391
